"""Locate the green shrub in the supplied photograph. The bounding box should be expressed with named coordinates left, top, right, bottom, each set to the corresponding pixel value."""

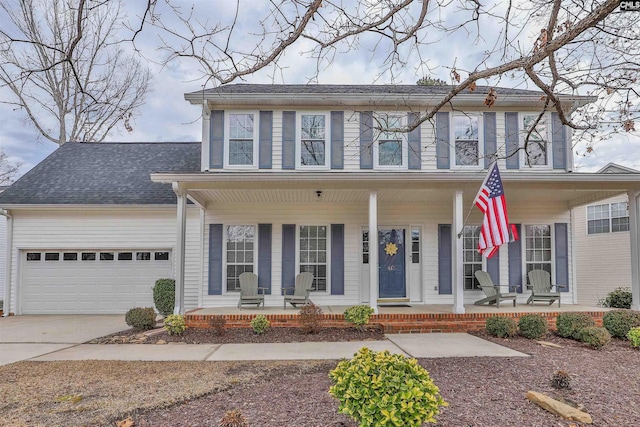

left=578, top=326, right=611, bottom=349
left=164, top=314, right=186, bottom=336
left=555, top=312, right=595, bottom=339
left=599, top=287, right=632, bottom=309
left=485, top=316, right=517, bottom=338
left=343, top=305, right=375, bottom=328
left=602, top=310, right=640, bottom=339
left=550, top=370, right=571, bottom=390
left=153, top=278, right=175, bottom=316
left=518, top=314, right=548, bottom=339
left=208, top=315, right=227, bottom=334
left=250, top=314, right=270, bottom=334
left=299, top=302, right=324, bottom=334
left=627, top=327, right=640, bottom=348
left=329, top=347, right=447, bottom=427
left=125, top=307, right=157, bottom=331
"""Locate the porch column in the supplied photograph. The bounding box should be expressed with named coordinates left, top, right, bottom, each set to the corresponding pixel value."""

left=369, top=191, right=379, bottom=314
left=173, top=183, right=187, bottom=315
left=452, top=190, right=465, bottom=314
left=628, top=190, right=640, bottom=311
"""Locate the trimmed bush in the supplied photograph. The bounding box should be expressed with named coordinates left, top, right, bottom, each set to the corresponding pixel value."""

left=250, top=314, right=270, bottom=334
left=599, top=287, right=632, bottom=309
left=125, top=307, right=156, bottom=331
left=329, top=347, right=447, bottom=427
left=153, top=279, right=175, bottom=316
left=578, top=326, right=611, bottom=349
left=164, top=314, right=186, bottom=336
left=627, top=327, right=640, bottom=348
left=550, top=370, right=571, bottom=390
left=485, top=316, right=517, bottom=338
left=518, top=314, right=548, bottom=339
left=343, top=305, right=375, bottom=328
left=602, top=309, right=640, bottom=339
left=299, top=302, right=324, bottom=334
left=555, top=312, right=595, bottom=339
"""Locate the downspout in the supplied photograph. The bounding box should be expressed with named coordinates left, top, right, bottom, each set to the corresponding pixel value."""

left=1, top=209, right=12, bottom=316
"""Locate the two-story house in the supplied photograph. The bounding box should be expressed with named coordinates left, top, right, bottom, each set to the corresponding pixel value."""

left=2, top=84, right=640, bottom=315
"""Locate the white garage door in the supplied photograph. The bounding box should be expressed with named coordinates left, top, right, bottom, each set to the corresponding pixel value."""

left=21, top=250, right=172, bottom=314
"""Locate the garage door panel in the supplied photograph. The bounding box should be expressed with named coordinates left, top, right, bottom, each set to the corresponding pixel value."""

left=21, top=250, right=172, bottom=314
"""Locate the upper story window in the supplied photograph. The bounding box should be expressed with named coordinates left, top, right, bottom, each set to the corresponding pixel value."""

left=587, top=202, right=629, bottom=234
left=522, top=114, right=550, bottom=167
left=298, top=113, right=330, bottom=168
left=453, top=114, right=482, bottom=167
left=374, top=114, right=407, bottom=169
left=226, top=112, right=258, bottom=167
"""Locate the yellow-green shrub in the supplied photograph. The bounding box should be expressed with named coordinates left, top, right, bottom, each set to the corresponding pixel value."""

left=343, top=305, right=375, bottom=327
left=329, top=347, right=447, bottom=427
left=164, top=314, right=186, bottom=336
left=250, top=314, right=270, bottom=334
left=627, top=327, right=640, bottom=348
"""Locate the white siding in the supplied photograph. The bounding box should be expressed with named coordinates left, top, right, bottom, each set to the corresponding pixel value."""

left=0, top=215, right=5, bottom=304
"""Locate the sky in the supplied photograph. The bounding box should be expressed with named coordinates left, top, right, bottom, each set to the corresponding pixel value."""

left=0, top=1, right=638, bottom=179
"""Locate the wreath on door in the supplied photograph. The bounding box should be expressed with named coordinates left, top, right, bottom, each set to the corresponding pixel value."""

left=384, top=242, right=398, bottom=256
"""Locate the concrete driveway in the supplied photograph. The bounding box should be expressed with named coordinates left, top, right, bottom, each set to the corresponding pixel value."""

left=0, top=315, right=127, bottom=366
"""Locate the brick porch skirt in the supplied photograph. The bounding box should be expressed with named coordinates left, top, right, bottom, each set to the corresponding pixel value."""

left=185, top=311, right=605, bottom=334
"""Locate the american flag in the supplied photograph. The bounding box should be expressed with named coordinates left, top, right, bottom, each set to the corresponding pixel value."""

left=474, top=163, right=517, bottom=258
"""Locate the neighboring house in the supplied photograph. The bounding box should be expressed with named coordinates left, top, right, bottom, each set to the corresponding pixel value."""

left=573, top=163, right=638, bottom=305
left=2, top=84, right=640, bottom=315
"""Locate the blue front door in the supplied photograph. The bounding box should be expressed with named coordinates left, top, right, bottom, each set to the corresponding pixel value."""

left=378, top=228, right=406, bottom=298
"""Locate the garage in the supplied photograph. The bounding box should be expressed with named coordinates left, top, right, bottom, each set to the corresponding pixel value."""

left=20, top=249, right=172, bottom=314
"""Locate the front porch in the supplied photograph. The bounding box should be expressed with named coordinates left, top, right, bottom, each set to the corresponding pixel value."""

left=185, top=304, right=608, bottom=333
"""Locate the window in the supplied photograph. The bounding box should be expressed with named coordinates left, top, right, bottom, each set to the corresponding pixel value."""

left=411, top=227, right=420, bottom=264
left=522, top=114, right=550, bottom=166
left=118, top=252, right=133, bottom=261
left=525, top=225, right=552, bottom=278
left=155, top=251, right=170, bottom=261
left=462, top=226, right=482, bottom=290
left=587, top=202, right=629, bottom=234
left=26, top=252, right=41, bottom=261
left=298, top=113, right=329, bottom=167
left=82, top=252, right=96, bottom=261
left=63, top=253, right=78, bottom=261
left=453, top=114, right=481, bottom=167
left=45, top=252, right=60, bottom=261
left=299, top=225, right=327, bottom=291
left=373, top=114, right=407, bottom=168
left=226, top=113, right=256, bottom=167
left=136, top=251, right=151, bottom=261
left=226, top=225, right=255, bottom=292
left=100, top=252, right=114, bottom=261
left=362, top=230, right=369, bottom=264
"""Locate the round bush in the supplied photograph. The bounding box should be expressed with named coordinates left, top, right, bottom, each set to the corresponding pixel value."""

left=600, top=287, right=632, bottom=309
left=343, top=305, right=375, bottom=327
left=603, top=310, right=640, bottom=339
left=153, top=279, right=175, bottom=316
left=578, top=326, right=611, bottom=349
left=164, top=314, right=186, bottom=336
left=555, top=312, right=595, bottom=339
left=250, top=314, right=270, bottom=334
left=299, top=302, right=324, bottom=334
left=485, top=316, right=517, bottom=338
left=518, top=314, right=548, bottom=339
left=125, top=307, right=156, bottom=331
left=627, top=327, right=640, bottom=348
left=329, top=347, right=447, bottom=426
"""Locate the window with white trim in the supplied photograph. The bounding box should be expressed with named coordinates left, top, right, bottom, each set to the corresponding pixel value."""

left=462, top=226, right=482, bottom=290
left=226, top=225, right=255, bottom=291
left=522, top=114, right=550, bottom=167
left=524, top=225, right=552, bottom=278
left=299, top=225, right=327, bottom=291
left=362, top=230, right=369, bottom=264
left=587, top=202, right=629, bottom=234
left=225, top=112, right=258, bottom=167
left=453, top=114, right=482, bottom=167
left=373, top=114, right=407, bottom=168
left=298, top=113, right=329, bottom=167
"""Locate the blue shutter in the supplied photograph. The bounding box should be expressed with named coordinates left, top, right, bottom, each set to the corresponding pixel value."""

left=483, top=112, right=497, bottom=169
left=282, top=111, right=296, bottom=170
left=555, top=223, right=569, bottom=292
left=360, top=111, right=374, bottom=169
left=508, top=224, right=522, bottom=292
left=487, top=250, right=500, bottom=285
left=551, top=112, right=567, bottom=170
left=210, top=111, right=224, bottom=169
left=331, top=111, right=344, bottom=169
left=208, top=224, right=223, bottom=295
left=435, top=112, right=450, bottom=169
left=438, top=224, right=452, bottom=294
left=408, top=112, right=421, bottom=170
left=282, top=224, right=296, bottom=288
left=331, top=224, right=345, bottom=295
left=505, top=112, right=520, bottom=169
left=259, top=111, right=273, bottom=169
left=258, top=224, right=272, bottom=294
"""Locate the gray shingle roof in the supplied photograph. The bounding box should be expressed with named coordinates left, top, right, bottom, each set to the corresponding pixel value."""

left=190, top=83, right=547, bottom=97
left=0, top=142, right=200, bottom=205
